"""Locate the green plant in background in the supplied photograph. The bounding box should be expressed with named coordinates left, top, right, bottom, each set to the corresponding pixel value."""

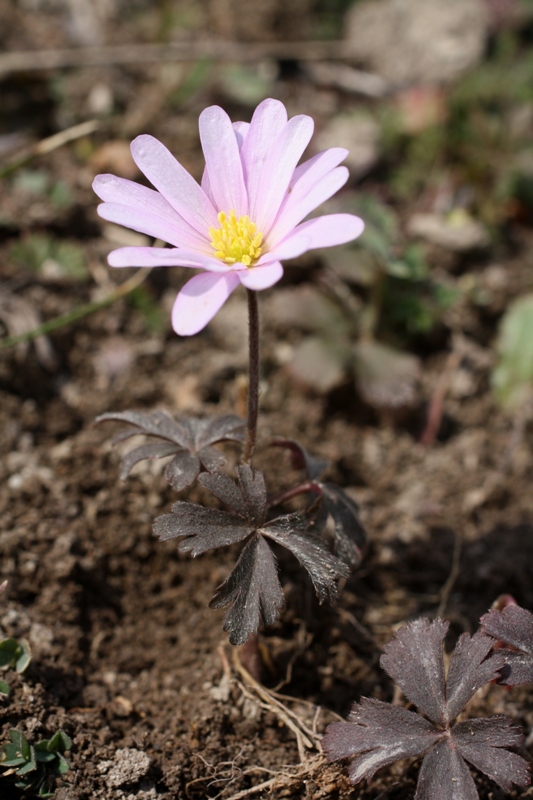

left=128, top=285, right=168, bottom=334
left=0, top=581, right=31, bottom=697
left=0, top=730, right=72, bottom=798
left=272, top=194, right=460, bottom=406
left=10, top=233, right=88, bottom=281
left=383, top=30, right=533, bottom=222
left=0, top=637, right=31, bottom=697
left=12, top=169, right=73, bottom=210
left=492, top=293, right=533, bottom=411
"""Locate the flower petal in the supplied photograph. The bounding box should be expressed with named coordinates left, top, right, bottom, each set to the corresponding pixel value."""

left=93, top=174, right=209, bottom=250
left=283, top=213, right=365, bottom=250
left=240, top=98, right=288, bottom=218
left=233, top=121, right=250, bottom=149
left=201, top=121, right=250, bottom=206
left=130, top=134, right=218, bottom=234
left=199, top=106, right=248, bottom=216
left=268, top=166, right=349, bottom=245
left=108, top=246, right=228, bottom=270
left=290, top=147, right=348, bottom=186
left=251, top=113, right=315, bottom=235
left=97, top=203, right=199, bottom=250
left=172, top=271, right=241, bottom=335
left=238, top=262, right=283, bottom=290
left=258, top=234, right=310, bottom=263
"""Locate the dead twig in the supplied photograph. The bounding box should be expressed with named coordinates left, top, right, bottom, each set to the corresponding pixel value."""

left=0, top=119, right=100, bottom=180
left=0, top=40, right=352, bottom=77
left=232, top=648, right=321, bottom=762
left=436, top=528, right=463, bottom=618
left=0, top=268, right=151, bottom=352
left=222, top=754, right=325, bottom=800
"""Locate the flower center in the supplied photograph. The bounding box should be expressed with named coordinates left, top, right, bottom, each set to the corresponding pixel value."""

left=209, top=210, right=263, bottom=267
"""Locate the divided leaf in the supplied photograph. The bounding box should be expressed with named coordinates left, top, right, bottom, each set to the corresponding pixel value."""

left=95, top=410, right=245, bottom=491
left=452, top=718, right=528, bottom=792
left=153, top=465, right=349, bottom=644
left=209, top=535, right=285, bottom=646
left=323, top=697, right=441, bottom=784
left=264, top=516, right=350, bottom=603
left=445, top=632, right=504, bottom=722
left=271, top=438, right=329, bottom=481
left=416, top=739, right=479, bottom=800
left=325, top=616, right=530, bottom=799
left=380, top=618, right=448, bottom=726
left=271, top=438, right=367, bottom=569
left=154, top=504, right=252, bottom=555
left=481, top=604, right=533, bottom=685
left=320, top=483, right=367, bottom=569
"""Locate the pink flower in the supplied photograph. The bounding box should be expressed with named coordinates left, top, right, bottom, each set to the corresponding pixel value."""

left=93, top=98, right=364, bottom=336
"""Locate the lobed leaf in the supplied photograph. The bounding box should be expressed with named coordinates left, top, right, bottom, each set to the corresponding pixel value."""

left=320, top=483, right=367, bottom=568
left=481, top=605, right=533, bottom=685
left=481, top=605, right=533, bottom=655
left=380, top=618, right=448, bottom=726
left=452, top=717, right=530, bottom=792
left=270, top=437, right=329, bottom=481
left=163, top=451, right=202, bottom=492
left=119, top=442, right=181, bottom=480
left=264, top=519, right=350, bottom=602
left=96, top=410, right=245, bottom=491
left=199, top=465, right=267, bottom=525
left=194, top=414, right=245, bottom=449
left=96, top=409, right=191, bottom=446
left=323, top=697, right=441, bottom=784
left=444, top=632, right=505, bottom=722
left=209, top=535, right=284, bottom=646
left=416, top=739, right=479, bottom=800
left=153, top=504, right=252, bottom=555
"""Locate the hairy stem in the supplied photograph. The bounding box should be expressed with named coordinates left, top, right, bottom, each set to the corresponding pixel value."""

left=244, top=289, right=260, bottom=464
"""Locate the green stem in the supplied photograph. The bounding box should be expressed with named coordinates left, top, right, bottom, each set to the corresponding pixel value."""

left=244, top=289, right=260, bottom=464
left=0, top=269, right=150, bottom=352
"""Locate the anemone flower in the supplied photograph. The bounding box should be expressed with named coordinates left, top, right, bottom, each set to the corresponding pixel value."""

left=93, top=98, right=364, bottom=336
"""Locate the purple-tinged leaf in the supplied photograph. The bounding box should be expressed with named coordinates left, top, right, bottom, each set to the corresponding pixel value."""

left=445, top=632, right=505, bottom=723
left=264, top=518, right=350, bottom=602
left=199, top=465, right=267, bottom=525
left=321, top=483, right=367, bottom=568
left=153, top=504, right=251, bottom=554
left=481, top=605, right=533, bottom=654
left=270, top=438, right=329, bottom=481
left=209, top=534, right=284, bottom=646
left=269, top=439, right=367, bottom=568
left=198, top=445, right=226, bottom=473
left=380, top=618, right=447, bottom=726
left=119, top=442, right=180, bottom=480
left=323, top=697, right=441, bottom=783
left=195, top=414, right=245, bottom=448
left=481, top=605, right=533, bottom=685
left=329, top=617, right=529, bottom=798
left=164, top=452, right=201, bottom=492
left=497, top=651, right=533, bottom=686
left=453, top=717, right=530, bottom=792
left=416, top=739, right=479, bottom=800
left=96, top=410, right=245, bottom=492
left=96, top=409, right=190, bottom=446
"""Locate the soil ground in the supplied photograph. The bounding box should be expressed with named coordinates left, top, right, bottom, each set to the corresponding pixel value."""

left=2, top=1, right=533, bottom=798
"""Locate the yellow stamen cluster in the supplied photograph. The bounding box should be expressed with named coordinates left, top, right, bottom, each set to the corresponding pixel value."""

left=209, top=210, right=263, bottom=267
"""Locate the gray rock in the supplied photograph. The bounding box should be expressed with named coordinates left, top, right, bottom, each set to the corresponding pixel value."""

left=344, top=0, right=489, bottom=85
left=407, top=212, right=489, bottom=251
left=103, top=748, right=151, bottom=788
